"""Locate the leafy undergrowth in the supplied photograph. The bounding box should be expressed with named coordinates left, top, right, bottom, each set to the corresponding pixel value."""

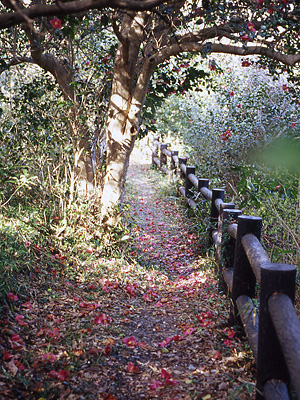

left=0, top=152, right=256, bottom=399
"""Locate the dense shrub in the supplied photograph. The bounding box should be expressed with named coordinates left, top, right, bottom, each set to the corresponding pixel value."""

left=154, top=55, right=300, bottom=267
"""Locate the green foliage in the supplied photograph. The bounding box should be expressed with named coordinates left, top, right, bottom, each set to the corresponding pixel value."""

left=0, top=69, right=73, bottom=213
left=141, top=55, right=209, bottom=137
left=154, top=55, right=300, bottom=267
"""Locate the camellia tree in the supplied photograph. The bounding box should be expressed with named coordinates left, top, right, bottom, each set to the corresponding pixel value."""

left=0, top=9, right=118, bottom=196
left=2, top=0, right=300, bottom=225
left=0, top=0, right=170, bottom=200
left=99, top=0, right=300, bottom=223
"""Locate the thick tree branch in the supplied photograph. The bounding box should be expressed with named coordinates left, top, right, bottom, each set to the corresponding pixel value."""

left=112, top=16, right=127, bottom=46
left=151, top=41, right=300, bottom=67
left=0, top=0, right=174, bottom=29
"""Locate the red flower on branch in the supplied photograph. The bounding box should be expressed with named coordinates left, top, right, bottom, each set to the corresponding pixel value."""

left=247, top=22, right=256, bottom=32
left=240, top=34, right=251, bottom=42
left=50, top=18, right=62, bottom=30
left=222, top=129, right=232, bottom=141
left=242, top=60, right=251, bottom=67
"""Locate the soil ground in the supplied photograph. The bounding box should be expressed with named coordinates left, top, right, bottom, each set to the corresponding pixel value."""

left=0, top=146, right=256, bottom=399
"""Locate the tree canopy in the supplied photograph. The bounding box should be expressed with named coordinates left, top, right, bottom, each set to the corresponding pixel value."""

left=1, top=0, right=300, bottom=223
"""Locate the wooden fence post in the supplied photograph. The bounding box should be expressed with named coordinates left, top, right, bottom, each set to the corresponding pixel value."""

left=160, top=144, right=168, bottom=169
left=178, top=157, right=187, bottom=180
left=218, top=208, right=241, bottom=293
left=232, top=215, right=262, bottom=301
left=210, top=189, right=224, bottom=237
left=256, top=263, right=296, bottom=400
left=185, top=166, right=196, bottom=198
left=216, top=204, right=235, bottom=271
left=230, top=215, right=262, bottom=326
left=152, top=136, right=159, bottom=166
left=171, top=150, right=179, bottom=172
left=198, top=178, right=209, bottom=192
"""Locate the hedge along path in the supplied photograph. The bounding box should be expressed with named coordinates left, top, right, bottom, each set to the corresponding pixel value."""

left=0, top=147, right=255, bottom=400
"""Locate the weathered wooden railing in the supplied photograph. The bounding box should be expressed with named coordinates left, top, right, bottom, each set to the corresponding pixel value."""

left=152, top=136, right=300, bottom=400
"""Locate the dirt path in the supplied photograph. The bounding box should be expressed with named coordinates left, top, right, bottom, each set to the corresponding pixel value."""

left=0, top=147, right=255, bottom=400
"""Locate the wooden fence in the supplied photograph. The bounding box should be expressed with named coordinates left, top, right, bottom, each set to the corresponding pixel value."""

left=152, top=136, right=300, bottom=400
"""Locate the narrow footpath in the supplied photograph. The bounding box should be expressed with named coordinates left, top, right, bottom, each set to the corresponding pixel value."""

left=119, top=146, right=256, bottom=400
left=0, top=147, right=255, bottom=400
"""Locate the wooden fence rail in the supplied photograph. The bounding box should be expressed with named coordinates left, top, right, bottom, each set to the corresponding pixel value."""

left=151, top=136, right=300, bottom=400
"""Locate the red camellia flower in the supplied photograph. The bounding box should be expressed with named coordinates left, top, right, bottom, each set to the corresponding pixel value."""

left=222, top=129, right=232, bottom=141
left=230, top=91, right=234, bottom=96
left=161, top=368, right=178, bottom=385
left=49, top=369, right=70, bottom=381
left=50, top=18, right=62, bottom=30
left=291, top=122, right=296, bottom=127
left=247, top=22, right=256, bottom=31
left=282, top=84, right=288, bottom=91
left=183, top=327, right=196, bottom=336
left=123, top=336, right=137, bottom=348
left=11, top=334, right=22, bottom=343
left=241, top=34, right=251, bottom=42
left=171, top=334, right=183, bottom=341
left=242, top=60, right=251, bottom=67
left=223, top=327, right=235, bottom=338
left=3, top=351, right=13, bottom=361
left=209, top=60, right=216, bottom=71
left=224, top=339, right=233, bottom=347
left=15, top=314, right=28, bottom=326
left=127, top=362, right=140, bottom=373
left=7, top=293, right=18, bottom=302
left=58, top=369, right=70, bottom=381
left=159, top=337, right=172, bottom=347
left=93, top=314, right=111, bottom=325
left=149, top=379, right=164, bottom=391
left=14, top=360, right=25, bottom=370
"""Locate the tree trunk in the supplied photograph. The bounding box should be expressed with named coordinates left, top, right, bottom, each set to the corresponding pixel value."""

left=21, top=22, right=95, bottom=196
left=100, top=11, right=156, bottom=224
left=68, top=107, right=95, bottom=196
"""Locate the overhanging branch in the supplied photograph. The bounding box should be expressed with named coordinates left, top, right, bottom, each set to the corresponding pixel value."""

left=152, top=41, right=300, bottom=67
left=0, top=0, right=174, bottom=29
